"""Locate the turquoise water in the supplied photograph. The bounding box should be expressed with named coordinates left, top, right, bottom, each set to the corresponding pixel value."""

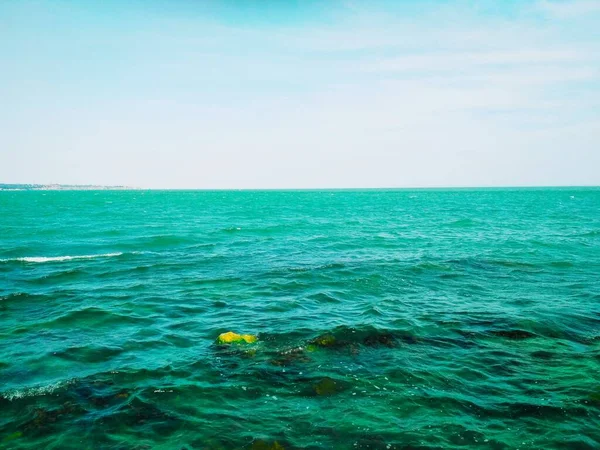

left=1, top=189, right=599, bottom=449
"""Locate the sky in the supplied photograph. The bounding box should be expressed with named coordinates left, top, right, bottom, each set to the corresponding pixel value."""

left=1, top=0, right=599, bottom=189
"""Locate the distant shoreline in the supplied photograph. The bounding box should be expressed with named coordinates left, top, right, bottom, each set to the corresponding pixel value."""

left=1, top=184, right=598, bottom=191
left=0, top=184, right=136, bottom=191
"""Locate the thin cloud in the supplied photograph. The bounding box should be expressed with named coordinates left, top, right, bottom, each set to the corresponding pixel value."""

left=537, top=0, right=600, bottom=17
left=362, top=49, right=590, bottom=72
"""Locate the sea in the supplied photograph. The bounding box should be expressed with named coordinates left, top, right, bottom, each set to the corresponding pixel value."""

left=1, top=188, right=599, bottom=449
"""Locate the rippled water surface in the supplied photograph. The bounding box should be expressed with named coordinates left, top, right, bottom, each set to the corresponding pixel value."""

left=1, top=189, right=599, bottom=449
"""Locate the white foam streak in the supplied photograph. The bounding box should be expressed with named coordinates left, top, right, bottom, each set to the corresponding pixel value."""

left=0, top=253, right=123, bottom=263
left=2, top=380, right=73, bottom=401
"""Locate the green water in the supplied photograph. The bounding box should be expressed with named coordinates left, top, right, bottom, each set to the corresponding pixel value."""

left=1, top=189, right=599, bottom=449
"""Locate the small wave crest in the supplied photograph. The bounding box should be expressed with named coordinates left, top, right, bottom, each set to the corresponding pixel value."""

left=445, top=218, right=481, bottom=228
left=0, top=253, right=123, bottom=263
left=2, top=380, right=73, bottom=401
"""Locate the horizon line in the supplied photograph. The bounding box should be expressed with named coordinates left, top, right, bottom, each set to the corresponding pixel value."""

left=2, top=184, right=600, bottom=191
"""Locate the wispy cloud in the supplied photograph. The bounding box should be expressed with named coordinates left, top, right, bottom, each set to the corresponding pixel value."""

left=362, top=49, right=591, bottom=72
left=537, top=0, right=600, bottom=17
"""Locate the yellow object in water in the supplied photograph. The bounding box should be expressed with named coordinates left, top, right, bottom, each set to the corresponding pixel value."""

left=313, top=334, right=336, bottom=346
left=216, top=331, right=257, bottom=344
left=251, top=440, right=284, bottom=450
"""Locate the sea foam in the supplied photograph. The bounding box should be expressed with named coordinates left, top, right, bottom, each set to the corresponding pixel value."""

left=0, top=253, right=123, bottom=263
left=1, top=380, right=74, bottom=401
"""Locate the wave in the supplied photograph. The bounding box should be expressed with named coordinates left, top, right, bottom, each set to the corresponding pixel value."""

left=445, top=218, right=482, bottom=227
left=1, top=379, right=73, bottom=401
left=0, top=252, right=123, bottom=263
left=578, top=229, right=600, bottom=237
left=0, top=291, right=51, bottom=304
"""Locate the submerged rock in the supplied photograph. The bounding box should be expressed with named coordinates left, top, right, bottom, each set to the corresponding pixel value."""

left=2, top=431, right=22, bottom=443
left=216, top=331, right=257, bottom=345
left=251, top=439, right=285, bottom=450
left=308, top=327, right=404, bottom=352
left=353, top=435, right=393, bottom=450
left=363, top=332, right=397, bottom=348
left=312, top=334, right=336, bottom=347
left=307, top=333, right=351, bottom=352
left=491, top=330, right=536, bottom=340
left=313, top=377, right=348, bottom=396
left=270, top=346, right=310, bottom=366
left=588, top=388, right=600, bottom=406
left=22, top=403, right=84, bottom=434
left=530, top=350, right=554, bottom=360
left=114, top=390, right=130, bottom=399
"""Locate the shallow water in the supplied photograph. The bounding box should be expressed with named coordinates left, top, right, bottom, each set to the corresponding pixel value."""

left=1, top=189, right=599, bottom=449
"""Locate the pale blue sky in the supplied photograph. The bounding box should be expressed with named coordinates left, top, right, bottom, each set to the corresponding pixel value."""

left=1, top=0, right=599, bottom=188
